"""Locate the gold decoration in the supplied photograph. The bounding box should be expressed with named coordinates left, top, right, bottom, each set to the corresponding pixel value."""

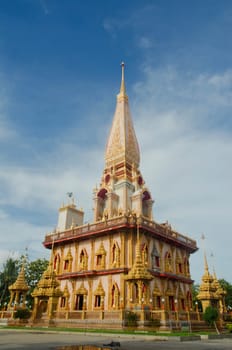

left=105, top=63, right=140, bottom=169
left=8, top=265, right=29, bottom=309
left=76, top=281, right=88, bottom=295
left=94, top=280, right=105, bottom=296
left=125, top=240, right=153, bottom=281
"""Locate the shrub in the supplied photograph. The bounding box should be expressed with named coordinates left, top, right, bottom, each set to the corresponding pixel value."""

left=149, top=318, right=161, bottom=328
left=203, top=306, right=219, bottom=326
left=14, top=308, right=31, bottom=320
left=124, top=311, right=138, bottom=327
left=226, top=323, right=232, bottom=332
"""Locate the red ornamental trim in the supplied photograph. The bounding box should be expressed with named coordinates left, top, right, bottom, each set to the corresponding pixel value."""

left=151, top=270, right=194, bottom=284
left=57, top=267, right=129, bottom=280
left=43, top=223, right=197, bottom=254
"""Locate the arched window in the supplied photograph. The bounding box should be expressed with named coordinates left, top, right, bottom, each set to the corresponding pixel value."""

left=112, top=244, right=116, bottom=264
left=111, top=241, right=120, bottom=268
left=53, top=254, right=61, bottom=273
left=63, top=249, right=73, bottom=273
left=94, top=280, right=105, bottom=310
left=79, top=249, right=88, bottom=271
left=111, top=283, right=120, bottom=309
left=95, top=242, right=106, bottom=269
left=165, top=251, right=172, bottom=272
left=176, top=253, right=183, bottom=274
left=151, top=245, right=160, bottom=269
left=184, top=257, right=190, bottom=276
left=142, top=243, right=148, bottom=266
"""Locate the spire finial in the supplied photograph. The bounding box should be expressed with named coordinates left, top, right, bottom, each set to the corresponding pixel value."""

left=204, top=252, right=209, bottom=272
left=119, top=61, right=126, bottom=95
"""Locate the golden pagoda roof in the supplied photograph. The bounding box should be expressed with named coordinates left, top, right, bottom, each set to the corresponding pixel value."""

left=63, top=283, right=70, bottom=297
left=105, top=62, right=140, bottom=168
left=94, top=280, right=105, bottom=296
left=125, top=241, right=153, bottom=281
left=9, top=265, right=29, bottom=292
left=197, top=253, right=218, bottom=301
left=76, top=281, right=88, bottom=295
left=212, top=270, right=226, bottom=297
left=95, top=241, right=106, bottom=256
left=32, top=261, right=62, bottom=298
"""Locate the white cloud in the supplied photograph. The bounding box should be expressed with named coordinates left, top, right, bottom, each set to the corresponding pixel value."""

left=132, top=65, right=232, bottom=282
left=0, top=217, right=50, bottom=268
left=137, top=36, right=153, bottom=49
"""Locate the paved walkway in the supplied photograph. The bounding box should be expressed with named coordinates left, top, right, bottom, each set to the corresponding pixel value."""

left=0, top=329, right=232, bottom=350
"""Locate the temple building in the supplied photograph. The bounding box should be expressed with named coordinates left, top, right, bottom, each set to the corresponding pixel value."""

left=34, top=63, right=198, bottom=328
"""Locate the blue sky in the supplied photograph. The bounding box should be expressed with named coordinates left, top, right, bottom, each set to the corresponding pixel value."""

left=0, top=0, right=232, bottom=283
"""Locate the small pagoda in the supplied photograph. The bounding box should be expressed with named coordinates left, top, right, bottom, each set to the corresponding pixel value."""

left=31, top=258, right=62, bottom=321
left=197, top=253, right=226, bottom=313
left=8, top=264, right=29, bottom=310
left=125, top=216, right=153, bottom=308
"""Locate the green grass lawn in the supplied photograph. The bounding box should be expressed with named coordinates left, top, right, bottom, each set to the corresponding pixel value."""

left=0, top=325, right=220, bottom=337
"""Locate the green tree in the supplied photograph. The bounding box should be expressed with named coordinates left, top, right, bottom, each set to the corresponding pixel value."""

left=0, top=256, right=49, bottom=309
left=219, top=279, right=232, bottom=310
left=25, top=258, right=49, bottom=308
left=192, top=283, right=202, bottom=311
left=203, top=306, right=219, bottom=333
left=0, top=257, right=20, bottom=307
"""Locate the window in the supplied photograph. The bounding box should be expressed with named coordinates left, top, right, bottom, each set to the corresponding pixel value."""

left=111, top=242, right=120, bottom=267
left=142, top=244, right=148, bottom=266
left=54, top=254, right=60, bottom=272
left=169, top=296, right=175, bottom=311
left=95, top=242, right=106, bottom=269
left=79, top=249, right=88, bottom=270
left=95, top=295, right=101, bottom=307
left=165, top=252, right=172, bottom=272
left=96, top=254, right=102, bottom=266
left=60, top=297, right=66, bottom=308
left=80, top=251, right=84, bottom=263
left=112, top=244, right=116, bottom=264
left=151, top=245, right=160, bottom=269
left=63, top=249, right=73, bottom=272
left=111, top=285, right=116, bottom=307
left=155, top=256, right=160, bottom=267
left=75, top=295, right=84, bottom=310
left=184, top=257, right=190, bottom=276
left=64, top=260, right=69, bottom=270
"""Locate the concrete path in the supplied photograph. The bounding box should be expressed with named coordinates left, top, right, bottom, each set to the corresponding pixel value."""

left=0, top=329, right=232, bottom=350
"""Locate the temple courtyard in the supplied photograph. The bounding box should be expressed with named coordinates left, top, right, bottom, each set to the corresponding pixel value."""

left=0, top=329, right=232, bottom=350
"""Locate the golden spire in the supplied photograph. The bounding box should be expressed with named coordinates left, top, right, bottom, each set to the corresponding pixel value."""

left=125, top=218, right=152, bottom=281
left=9, top=264, right=29, bottom=292
left=204, top=252, right=209, bottom=273
left=105, top=63, right=140, bottom=168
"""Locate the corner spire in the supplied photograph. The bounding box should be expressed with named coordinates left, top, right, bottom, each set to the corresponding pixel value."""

left=204, top=252, right=209, bottom=272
